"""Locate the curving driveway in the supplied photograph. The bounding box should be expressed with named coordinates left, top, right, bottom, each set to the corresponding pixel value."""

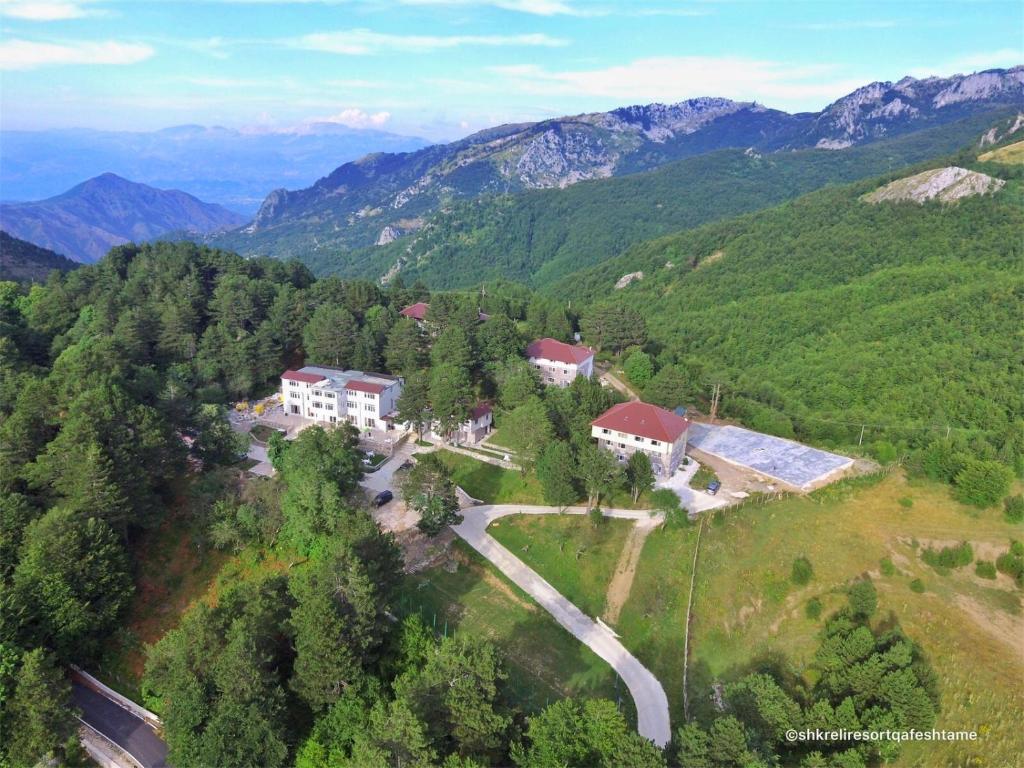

left=452, top=504, right=671, bottom=747
left=72, top=682, right=168, bottom=768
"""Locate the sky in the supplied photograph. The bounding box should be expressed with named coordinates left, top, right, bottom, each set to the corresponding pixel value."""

left=0, top=0, right=1021, bottom=141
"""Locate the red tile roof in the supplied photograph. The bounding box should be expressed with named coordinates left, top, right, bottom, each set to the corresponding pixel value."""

left=345, top=379, right=387, bottom=394
left=400, top=302, right=429, bottom=321
left=526, top=338, right=595, bottom=366
left=401, top=302, right=489, bottom=322
left=282, top=369, right=328, bottom=384
left=469, top=402, right=492, bottom=420
left=592, top=401, right=690, bottom=443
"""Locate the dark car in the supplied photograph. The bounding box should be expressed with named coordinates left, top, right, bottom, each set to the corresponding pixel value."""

left=373, top=490, right=394, bottom=507
left=706, top=480, right=721, bottom=496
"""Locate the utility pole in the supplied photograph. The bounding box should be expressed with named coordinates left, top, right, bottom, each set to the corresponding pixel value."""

left=858, top=425, right=865, bottom=446
left=709, top=383, right=721, bottom=422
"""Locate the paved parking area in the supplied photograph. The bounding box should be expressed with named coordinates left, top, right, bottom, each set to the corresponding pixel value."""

left=656, top=458, right=729, bottom=514
left=686, top=423, right=853, bottom=491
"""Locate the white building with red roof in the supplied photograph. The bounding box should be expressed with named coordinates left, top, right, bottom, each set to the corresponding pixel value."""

left=281, top=366, right=404, bottom=432
left=591, top=401, right=691, bottom=475
left=526, top=337, right=595, bottom=387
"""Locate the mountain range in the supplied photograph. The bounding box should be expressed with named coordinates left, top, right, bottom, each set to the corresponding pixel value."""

left=211, top=67, right=1024, bottom=270
left=0, top=123, right=429, bottom=214
left=0, top=174, right=245, bottom=263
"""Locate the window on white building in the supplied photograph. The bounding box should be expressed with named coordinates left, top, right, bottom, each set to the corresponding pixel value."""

left=288, top=380, right=298, bottom=387
left=366, top=418, right=376, bottom=428
left=364, top=404, right=375, bottom=411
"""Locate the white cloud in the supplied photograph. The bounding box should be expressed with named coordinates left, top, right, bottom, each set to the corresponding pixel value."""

left=486, top=56, right=868, bottom=111
left=0, top=1, right=91, bottom=20
left=780, top=19, right=898, bottom=31
left=316, top=107, right=392, bottom=127
left=398, top=0, right=584, bottom=15
left=0, top=38, right=153, bottom=69
left=908, top=49, right=1023, bottom=78
left=295, top=28, right=568, bottom=54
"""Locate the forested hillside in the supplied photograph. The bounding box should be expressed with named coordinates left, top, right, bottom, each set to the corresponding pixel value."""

left=555, top=163, right=1022, bottom=462
left=0, top=232, right=78, bottom=284
left=317, top=110, right=1016, bottom=286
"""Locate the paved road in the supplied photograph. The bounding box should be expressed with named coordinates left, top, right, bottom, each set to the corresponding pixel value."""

left=72, top=683, right=168, bottom=768
left=657, top=458, right=729, bottom=514
left=452, top=504, right=672, bottom=747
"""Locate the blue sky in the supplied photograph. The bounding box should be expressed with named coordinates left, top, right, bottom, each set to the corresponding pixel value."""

left=0, top=0, right=1021, bottom=140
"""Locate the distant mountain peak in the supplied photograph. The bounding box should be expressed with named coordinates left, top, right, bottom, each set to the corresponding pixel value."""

left=1, top=174, right=247, bottom=263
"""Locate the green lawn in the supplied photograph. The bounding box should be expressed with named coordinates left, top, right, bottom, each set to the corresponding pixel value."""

left=617, top=524, right=701, bottom=722
left=250, top=424, right=283, bottom=443
left=488, top=514, right=634, bottom=617
left=687, top=471, right=1024, bottom=767
left=399, top=540, right=634, bottom=721
left=435, top=448, right=654, bottom=509
left=689, top=465, right=719, bottom=490
left=436, top=449, right=546, bottom=504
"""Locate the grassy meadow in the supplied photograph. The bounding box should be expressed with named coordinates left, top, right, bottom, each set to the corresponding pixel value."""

left=689, top=471, right=1023, bottom=768
left=488, top=514, right=634, bottom=617
left=400, top=540, right=634, bottom=720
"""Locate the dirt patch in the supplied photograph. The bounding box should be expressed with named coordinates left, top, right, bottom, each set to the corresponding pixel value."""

left=396, top=527, right=456, bottom=573
left=953, top=594, right=1024, bottom=663
left=695, top=249, right=724, bottom=269
left=604, top=519, right=657, bottom=625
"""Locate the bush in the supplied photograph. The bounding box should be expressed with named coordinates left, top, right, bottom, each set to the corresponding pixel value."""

left=953, top=458, right=1014, bottom=508
left=588, top=506, right=605, bottom=527
left=975, top=560, right=997, bottom=580
left=805, top=597, right=822, bottom=620
left=921, top=541, right=973, bottom=570
left=879, top=557, right=896, bottom=577
left=1004, top=494, right=1024, bottom=523
left=995, top=540, right=1024, bottom=587
left=909, top=579, right=926, bottom=593
left=847, top=578, right=877, bottom=618
left=898, top=496, right=914, bottom=509
left=871, top=441, right=898, bottom=464
left=790, top=556, right=814, bottom=586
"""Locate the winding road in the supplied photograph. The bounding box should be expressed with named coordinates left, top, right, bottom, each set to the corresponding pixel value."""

left=72, top=681, right=168, bottom=768
left=452, top=504, right=672, bottom=747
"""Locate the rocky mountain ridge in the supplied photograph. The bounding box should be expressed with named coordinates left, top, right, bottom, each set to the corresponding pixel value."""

left=214, top=67, right=1022, bottom=264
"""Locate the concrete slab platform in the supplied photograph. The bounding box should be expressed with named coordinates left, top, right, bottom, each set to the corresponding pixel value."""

left=687, top=423, right=853, bottom=491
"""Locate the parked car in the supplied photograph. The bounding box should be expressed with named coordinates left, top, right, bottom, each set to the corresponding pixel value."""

left=706, top=480, right=721, bottom=496
left=373, top=490, right=394, bottom=507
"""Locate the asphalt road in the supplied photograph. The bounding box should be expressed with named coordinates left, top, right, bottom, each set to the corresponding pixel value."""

left=452, top=504, right=672, bottom=747
left=72, top=683, right=169, bottom=768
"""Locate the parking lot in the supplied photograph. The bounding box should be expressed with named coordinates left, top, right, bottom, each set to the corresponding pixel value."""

left=686, top=423, right=853, bottom=491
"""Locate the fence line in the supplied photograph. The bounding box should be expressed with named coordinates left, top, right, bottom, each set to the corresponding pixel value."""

left=681, top=515, right=706, bottom=722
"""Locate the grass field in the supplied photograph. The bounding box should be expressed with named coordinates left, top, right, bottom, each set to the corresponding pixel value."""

left=688, top=471, right=1024, bottom=767
left=436, top=449, right=547, bottom=504
left=435, top=448, right=654, bottom=508
left=488, top=514, right=634, bottom=617
left=978, top=139, right=1024, bottom=164
left=400, top=540, right=635, bottom=720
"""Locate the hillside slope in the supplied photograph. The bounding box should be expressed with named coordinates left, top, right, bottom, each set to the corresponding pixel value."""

left=555, top=167, right=1021, bottom=450
left=213, top=68, right=1023, bottom=265
left=0, top=231, right=79, bottom=283
left=329, top=110, right=1015, bottom=287
left=0, top=174, right=246, bottom=263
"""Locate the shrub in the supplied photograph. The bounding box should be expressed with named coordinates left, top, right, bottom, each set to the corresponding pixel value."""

left=847, top=578, right=877, bottom=618
left=953, top=459, right=1013, bottom=508
left=975, top=560, right=997, bottom=580
left=791, top=556, right=814, bottom=586
left=871, top=441, right=898, bottom=464
left=1004, top=494, right=1024, bottom=524
left=805, top=597, right=822, bottom=620
left=880, top=557, right=896, bottom=577
left=995, top=540, right=1024, bottom=587
left=909, top=579, right=926, bottom=593
left=588, top=506, right=605, bottom=527
left=921, top=541, right=973, bottom=570
left=898, top=496, right=914, bottom=509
